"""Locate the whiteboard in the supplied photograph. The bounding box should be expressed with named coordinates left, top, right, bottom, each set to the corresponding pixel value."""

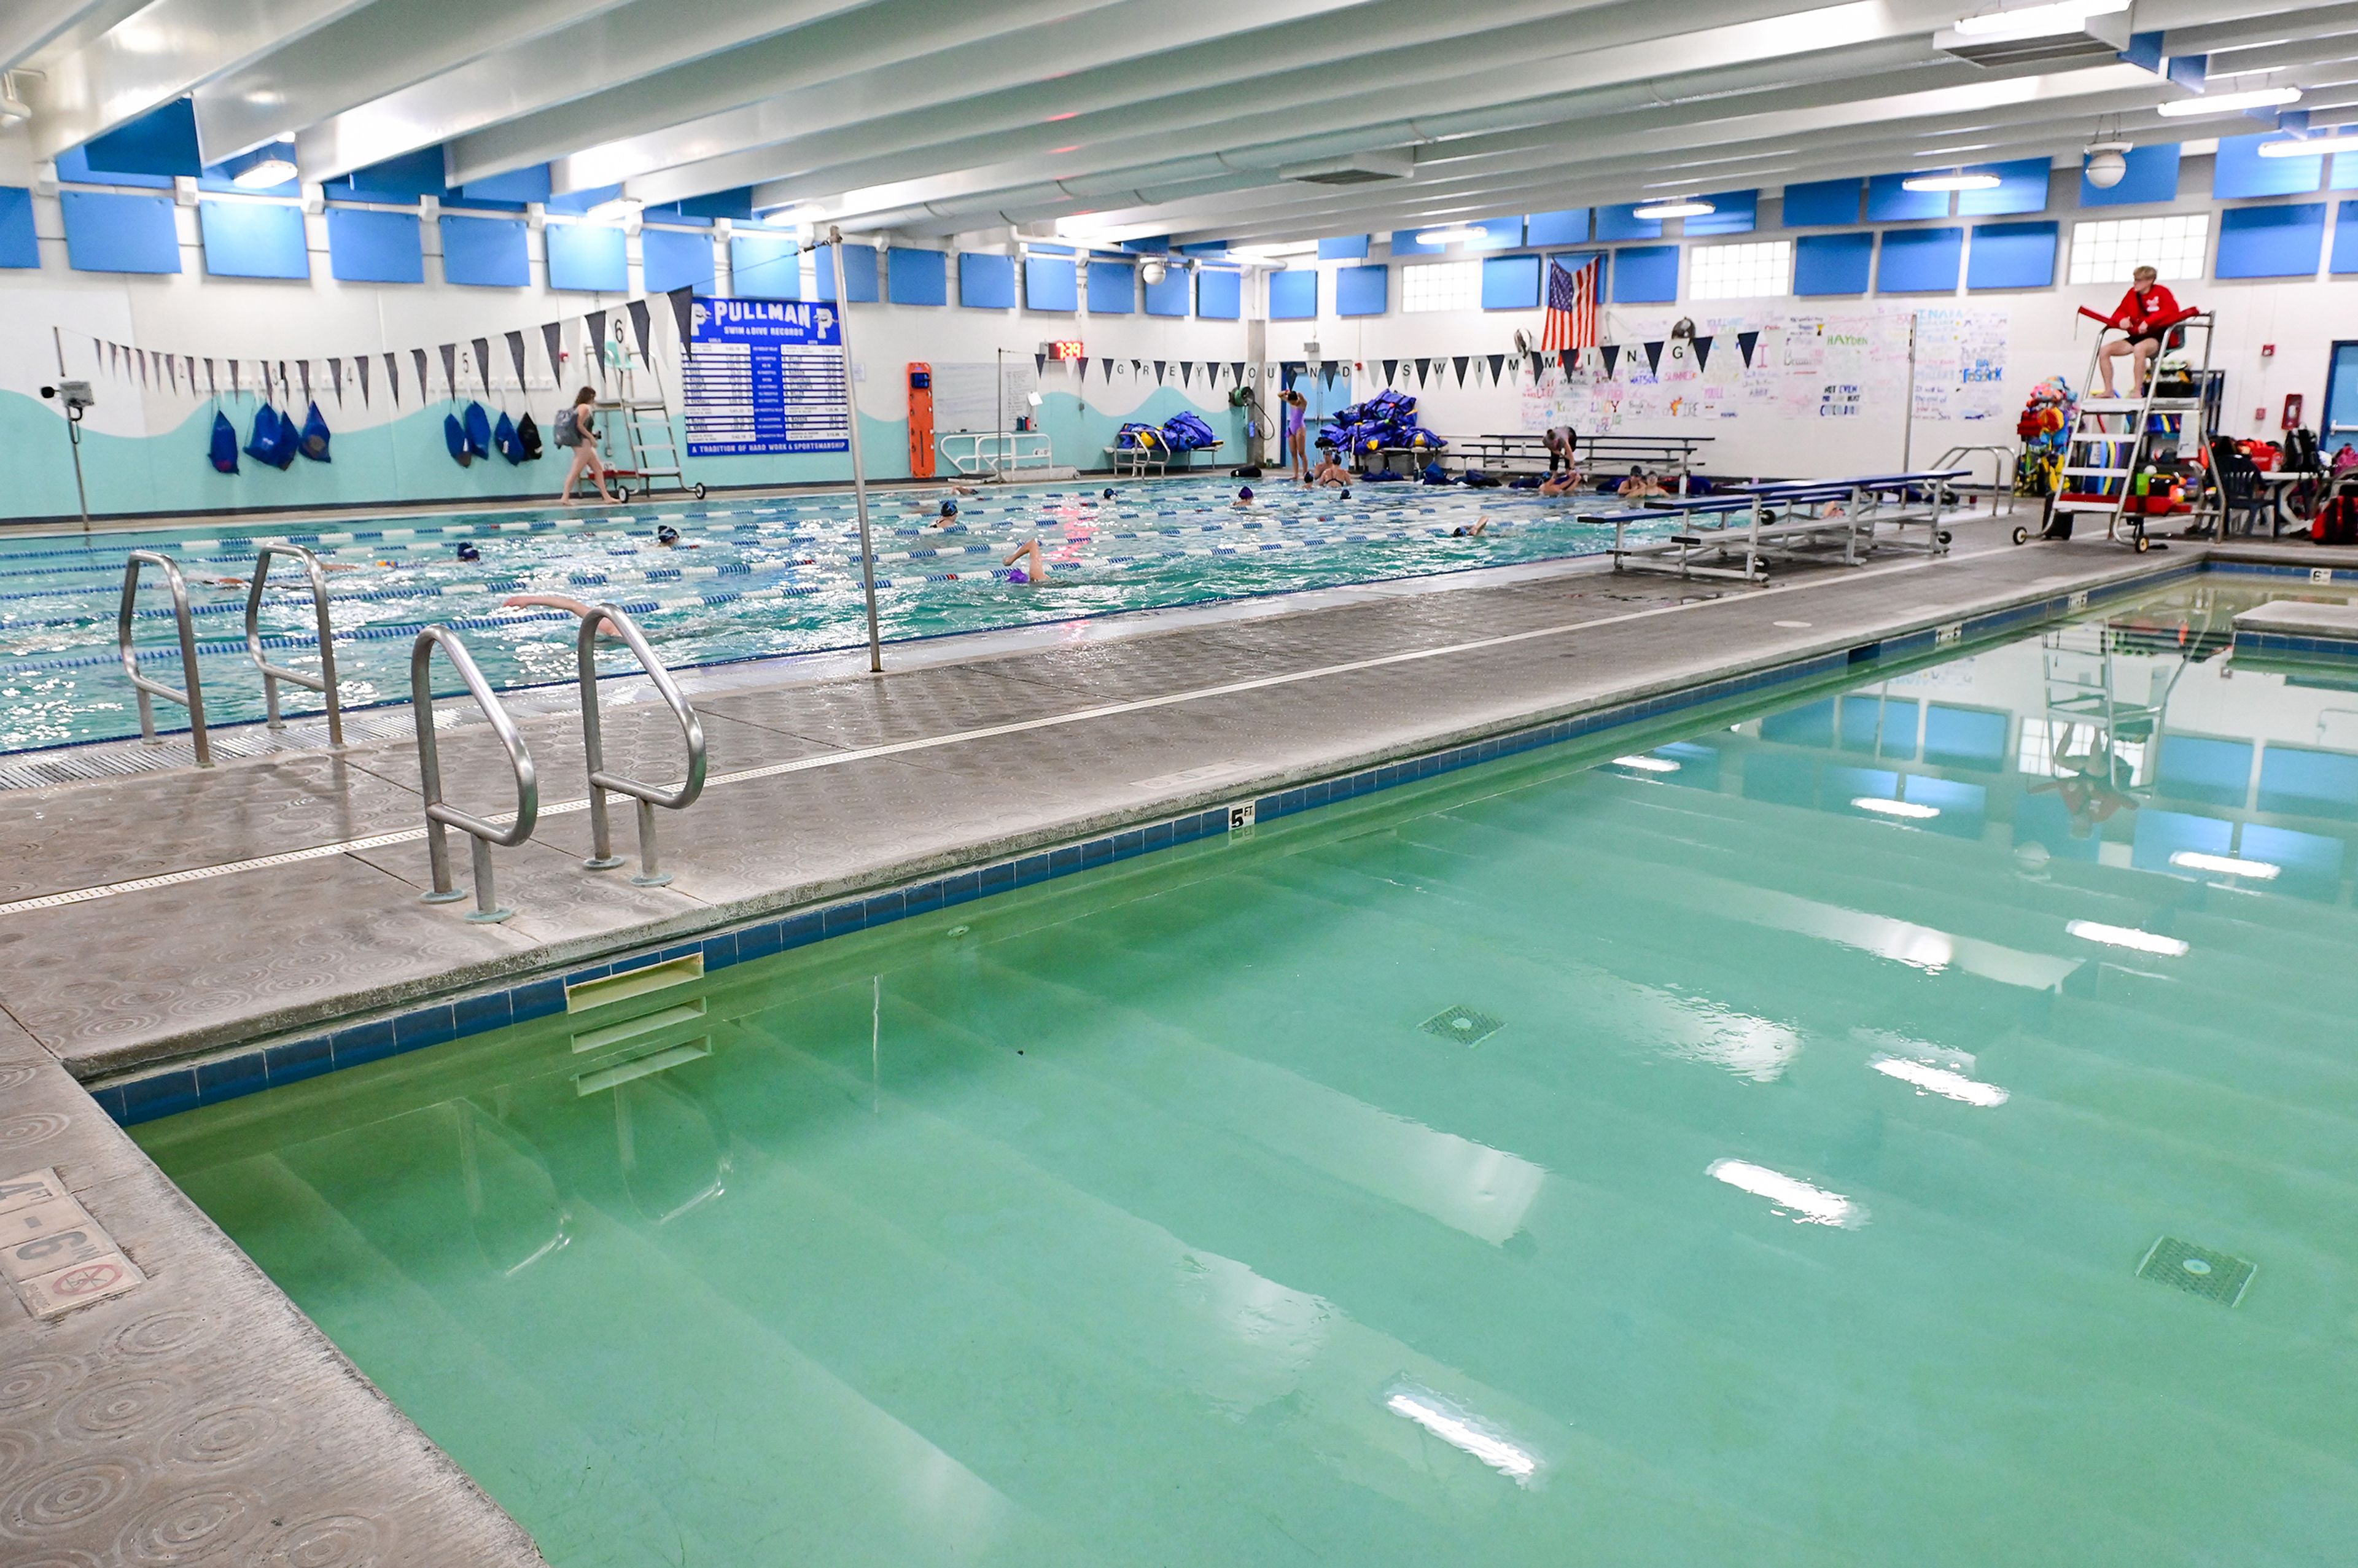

left=930, top=360, right=1035, bottom=433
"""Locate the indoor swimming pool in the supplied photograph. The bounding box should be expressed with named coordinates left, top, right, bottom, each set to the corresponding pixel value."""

left=0, top=476, right=1655, bottom=752
left=131, top=578, right=2358, bottom=1568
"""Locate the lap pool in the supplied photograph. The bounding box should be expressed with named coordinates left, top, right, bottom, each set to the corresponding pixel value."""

left=132, top=577, right=2358, bottom=1567
left=0, top=476, right=1656, bottom=753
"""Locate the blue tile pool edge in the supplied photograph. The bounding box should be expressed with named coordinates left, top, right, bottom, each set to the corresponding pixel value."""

left=93, top=556, right=2201, bottom=1126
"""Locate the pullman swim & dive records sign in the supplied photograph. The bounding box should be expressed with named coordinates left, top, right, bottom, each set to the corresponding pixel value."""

left=683, top=297, right=849, bottom=456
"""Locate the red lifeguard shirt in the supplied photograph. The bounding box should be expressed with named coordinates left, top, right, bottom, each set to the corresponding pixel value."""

left=2109, top=282, right=2180, bottom=333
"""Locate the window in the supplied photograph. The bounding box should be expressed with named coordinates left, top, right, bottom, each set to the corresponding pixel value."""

left=1689, top=240, right=1791, bottom=300
left=2067, top=214, right=2209, bottom=285
left=1402, top=259, right=1481, bottom=312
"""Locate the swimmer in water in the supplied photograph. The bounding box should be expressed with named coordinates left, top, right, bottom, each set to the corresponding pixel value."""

left=1617, top=467, right=1671, bottom=500
left=1232, top=485, right=1257, bottom=510
left=1450, top=519, right=1490, bottom=538
left=454, top=541, right=481, bottom=562
left=1310, top=451, right=1350, bottom=487
left=924, top=499, right=961, bottom=529
left=902, top=483, right=979, bottom=511
left=197, top=562, right=359, bottom=588
left=1538, top=467, right=1584, bottom=497
left=1003, top=537, right=1045, bottom=584
left=1101, top=487, right=1116, bottom=502
left=655, top=524, right=697, bottom=548
left=502, top=593, right=625, bottom=636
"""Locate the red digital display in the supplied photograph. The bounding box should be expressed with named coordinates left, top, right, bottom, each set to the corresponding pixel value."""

left=1045, top=340, right=1086, bottom=361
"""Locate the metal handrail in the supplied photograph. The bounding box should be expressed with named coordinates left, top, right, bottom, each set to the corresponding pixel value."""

left=1933, top=444, right=2018, bottom=516
left=411, top=627, right=539, bottom=923
left=117, top=551, right=211, bottom=767
left=243, top=543, right=344, bottom=745
left=938, top=430, right=1054, bottom=478
left=574, top=603, right=706, bottom=886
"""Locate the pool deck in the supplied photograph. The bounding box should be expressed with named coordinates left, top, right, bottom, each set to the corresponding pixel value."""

left=3, top=505, right=2352, bottom=1561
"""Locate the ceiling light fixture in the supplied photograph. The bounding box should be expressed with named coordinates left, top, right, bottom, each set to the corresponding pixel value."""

left=1412, top=224, right=1484, bottom=246
left=1611, top=755, right=1681, bottom=773
left=1869, top=1054, right=2009, bottom=1107
left=1707, top=1159, right=1861, bottom=1227
left=1950, top=0, right=2128, bottom=34
left=2064, top=919, right=2189, bottom=957
left=1901, top=171, right=2001, bottom=192
left=1853, top=796, right=1941, bottom=819
left=2257, top=133, right=2351, bottom=157
left=1630, top=198, right=1714, bottom=219
left=2083, top=139, right=2131, bottom=187
left=224, top=141, right=299, bottom=189
left=2168, top=850, right=2281, bottom=879
left=1140, top=258, right=1167, bottom=285
left=2157, top=86, right=2302, bottom=118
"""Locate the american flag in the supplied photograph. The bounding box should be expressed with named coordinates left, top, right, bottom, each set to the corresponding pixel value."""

left=1541, top=257, right=1599, bottom=353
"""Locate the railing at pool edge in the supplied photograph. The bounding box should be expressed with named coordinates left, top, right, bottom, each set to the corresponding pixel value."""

left=244, top=543, right=344, bottom=745
left=117, top=551, right=212, bottom=767
left=572, top=603, right=707, bottom=887
left=413, top=626, right=539, bottom=923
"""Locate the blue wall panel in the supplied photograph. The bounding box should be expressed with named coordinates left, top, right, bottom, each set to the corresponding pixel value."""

left=56, top=147, right=173, bottom=189
left=1595, top=204, right=1662, bottom=241
left=60, top=190, right=181, bottom=274
left=2333, top=201, right=2358, bottom=274
left=329, top=147, right=447, bottom=204
left=1144, top=264, right=1190, bottom=316
left=812, top=242, right=878, bottom=302
left=1784, top=179, right=1862, bottom=225
left=459, top=165, right=551, bottom=206
left=1389, top=229, right=1444, bottom=257
left=1087, top=257, right=1135, bottom=314
left=0, top=187, right=36, bottom=268
left=2216, top=202, right=2326, bottom=279
left=547, top=223, right=626, bottom=292
left=1024, top=255, right=1076, bottom=311
left=1268, top=268, right=1317, bottom=319
left=1317, top=235, right=1370, bottom=259
left=1197, top=267, right=1242, bottom=319
left=1466, top=219, right=1521, bottom=250
left=1795, top=231, right=1873, bottom=295
left=1525, top=209, right=1590, bottom=245
left=959, top=252, right=1015, bottom=308
left=1966, top=220, right=2058, bottom=290
left=887, top=247, right=947, bottom=305
left=1956, top=158, right=2051, bottom=215
left=730, top=233, right=800, bottom=298
left=1867, top=173, right=1948, bottom=222
left=440, top=214, right=529, bottom=287
left=1613, top=244, right=1678, bottom=303
left=1877, top=225, right=1963, bottom=292
left=1481, top=254, right=1542, bottom=309
left=2215, top=132, right=2322, bottom=198
left=325, top=208, right=422, bottom=283
left=545, top=184, right=622, bottom=217
left=644, top=228, right=716, bottom=293
left=198, top=200, right=308, bottom=279
left=2082, top=143, right=2180, bottom=206
left=2259, top=743, right=2358, bottom=818
left=82, top=98, right=202, bottom=178
left=1336, top=263, right=1388, bottom=316
left=1684, top=190, right=1758, bottom=236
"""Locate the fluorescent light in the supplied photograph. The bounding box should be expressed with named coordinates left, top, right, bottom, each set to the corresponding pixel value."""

left=2157, top=87, right=2302, bottom=118
left=2168, top=850, right=2281, bottom=880
left=1950, top=0, right=2129, bottom=37
left=232, top=157, right=298, bottom=189
left=1611, top=755, right=1681, bottom=773
left=1232, top=240, right=1316, bottom=262
left=1902, top=171, right=2001, bottom=192
left=587, top=196, right=640, bottom=221
left=1412, top=225, right=1482, bottom=246
left=1853, top=796, right=1940, bottom=820
left=1870, top=1054, right=2009, bottom=1107
left=1631, top=198, right=1714, bottom=219
left=1707, top=1159, right=1863, bottom=1227
left=2257, top=134, right=2351, bottom=158
left=1384, top=1388, right=1537, bottom=1483
left=2065, top=919, right=2189, bottom=957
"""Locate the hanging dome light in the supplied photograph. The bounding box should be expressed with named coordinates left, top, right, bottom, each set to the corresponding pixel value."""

left=2083, top=141, right=2131, bottom=188
left=1141, top=258, right=1167, bottom=285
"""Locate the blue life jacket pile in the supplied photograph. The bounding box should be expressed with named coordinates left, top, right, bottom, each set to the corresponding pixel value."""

left=1161, top=411, right=1216, bottom=451
left=1315, top=389, right=1445, bottom=457
left=1115, top=421, right=1166, bottom=450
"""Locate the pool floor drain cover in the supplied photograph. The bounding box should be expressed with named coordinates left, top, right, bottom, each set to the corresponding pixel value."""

left=1421, top=1006, right=1503, bottom=1047
left=2137, top=1236, right=2254, bottom=1307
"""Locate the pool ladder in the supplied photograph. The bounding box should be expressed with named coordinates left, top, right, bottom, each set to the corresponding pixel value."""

left=117, top=543, right=346, bottom=767
left=410, top=602, right=706, bottom=922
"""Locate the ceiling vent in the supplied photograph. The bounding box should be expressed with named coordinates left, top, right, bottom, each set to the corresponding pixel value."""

left=1279, top=149, right=1414, bottom=185
left=1935, top=10, right=2130, bottom=68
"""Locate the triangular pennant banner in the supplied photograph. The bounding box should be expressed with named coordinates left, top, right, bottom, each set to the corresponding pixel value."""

left=1153, top=360, right=1165, bottom=384
left=356, top=354, right=370, bottom=406
left=1320, top=362, right=1337, bottom=390
left=1530, top=354, right=1545, bottom=386
left=138, top=351, right=150, bottom=389
left=1557, top=349, right=1571, bottom=375
left=505, top=330, right=527, bottom=394
left=626, top=298, right=653, bottom=365
left=1382, top=359, right=1398, bottom=386
left=230, top=360, right=241, bottom=397
left=1485, top=353, right=1505, bottom=384
left=542, top=322, right=564, bottom=387
left=666, top=286, right=695, bottom=361
left=182, top=354, right=194, bottom=392
left=1692, top=335, right=1713, bottom=371
left=164, top=355, right=178, bottom=394
left=204, top=357, right=217, bottom=397
left=326, top=357, right=341, bottom=406
left=1035, top=352, right=1048, bottom=377
left=1414, top=358, right=1430, bottom=387
left=1452, top=355, right=1470, bottom=387
left=1737, top=329, right=1759, bottom=367
left=585, top=311, right=608, bottom=384
left=298, top=360, right=313, bottom=405
left=383, top=352, right=399, bottom=406
left=1178, top=361, right=1192, bottom=387
left=1231, top=361, right=1246, bottom=387
left=1642, top=340, right=1663, bottom=375
left=471, top=336, right=492, bottom=399
left=1600, top=344, right=1620, bottom=377
left=438, top=343, right=458, bottom=400
left=1099, top=357, right=1113, bottom=383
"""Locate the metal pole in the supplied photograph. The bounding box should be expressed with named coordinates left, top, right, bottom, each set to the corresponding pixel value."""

left=829, top=227, right=885, bottom=675
left=1901, top=311, right=1918, bottom=473
left=997, top=346, right=1006, bottom=481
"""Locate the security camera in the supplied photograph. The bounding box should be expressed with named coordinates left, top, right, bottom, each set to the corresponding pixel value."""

left=41, top=381, right=94, bottom=411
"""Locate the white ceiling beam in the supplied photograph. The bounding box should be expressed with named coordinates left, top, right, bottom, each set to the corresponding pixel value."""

left=2166, top=0, right=2358, bottom=53
left=28, top=0, right=378, bottom=158
left=190, top=0, right=640, bottom=163
left=292, top=0, right=890, bottom=183
left=0, top=0, right=144, bottom=73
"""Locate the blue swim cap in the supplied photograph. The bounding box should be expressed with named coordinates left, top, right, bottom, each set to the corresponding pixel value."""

left=1339, top=489, right=1350, bottom=501
left=1239, top=486, right=1254, bottom=502
left=1101, top=487, right=1115, bottom=500
left=940, top=499, right=958, bottom=516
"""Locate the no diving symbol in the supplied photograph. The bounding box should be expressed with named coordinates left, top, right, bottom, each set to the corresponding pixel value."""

left=55, top=1262, right=121, bottom=1296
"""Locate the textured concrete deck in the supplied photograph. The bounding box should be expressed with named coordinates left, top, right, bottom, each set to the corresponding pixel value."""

left=2, top=507, right=2348, bottom=1564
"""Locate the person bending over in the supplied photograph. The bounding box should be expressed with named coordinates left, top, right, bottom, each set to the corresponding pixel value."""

left=1618, top=467, right=1671, bottom=500
left=1543, top=425, right=1579, bottom=475
left=1310, top=450, right=1350, bottom=487
left=2101, top=266, right=2181, bottom=398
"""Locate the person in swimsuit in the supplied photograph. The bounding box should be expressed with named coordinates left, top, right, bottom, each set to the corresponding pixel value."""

left=2100, top=266, right=2181, bottom=397
left=1310, top=449, right=1350, bottom=487
left=1233, top=485, right=1258, bottom=510
left=502, top=593, right=625, bottom=637
left=1618, top=467, right=1671, bottom=500
left=1282, top=389, right=1310, bottom=483
left=1539, top=465, right=1584, bottom=497
left=1003, top=538, right=1046, bottom=584
left=1449, top=519, right=1490, bottom=538
left=559, top=387, right=616, bottom=506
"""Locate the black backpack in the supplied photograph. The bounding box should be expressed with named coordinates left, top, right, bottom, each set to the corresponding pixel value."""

left=516, top=411, right=543, bottom=460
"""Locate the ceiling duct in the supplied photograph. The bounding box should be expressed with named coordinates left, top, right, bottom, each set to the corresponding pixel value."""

left=1279, top=148, right=1414, bottom=185
left=1935, top=9, right=2131, bottom=69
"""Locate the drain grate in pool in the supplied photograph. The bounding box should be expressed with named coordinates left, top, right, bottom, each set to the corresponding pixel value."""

left=1421, top=1006, right=1503, bottom=1047
left=2137, top=1236, right=2255, bottom=1307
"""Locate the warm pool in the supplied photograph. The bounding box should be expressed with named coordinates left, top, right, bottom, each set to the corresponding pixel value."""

left=0, top=476, right=1659, bottom=751
left=134, top=580, right=2358, bottom=1567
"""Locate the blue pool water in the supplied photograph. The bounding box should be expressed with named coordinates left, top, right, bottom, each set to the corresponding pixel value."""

left=0, top=476, right=1656, bottom=751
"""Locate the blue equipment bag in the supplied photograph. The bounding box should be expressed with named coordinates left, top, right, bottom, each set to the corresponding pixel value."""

left=446, top=411, right=472, bottom=466
left=1161, top=411, right=1216, bottom=451
left=463, top=400, right=492, bottom=461
left=209, top=411, right=239, bottom=474
left=264, top=405, right=298, bottom=468
left=244, top=405, right=281, bottom=464
left=1421, top=461, right=1452, bottom=484
left=298, top=402, right=331, bottom=462
left=494, top=411, right=523, bottom=464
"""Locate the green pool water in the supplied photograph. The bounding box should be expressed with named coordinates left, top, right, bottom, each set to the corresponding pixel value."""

left=138, top=580, right=2358, bottom=1567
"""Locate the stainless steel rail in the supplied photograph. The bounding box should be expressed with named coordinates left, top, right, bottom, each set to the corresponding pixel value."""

left=411, top=626, right=539, bottom=923
left=574, top=602, right=707, bottom=886
left=243, top=543, right=344, bottom=745
left=116, top=551, right=211, bottom=767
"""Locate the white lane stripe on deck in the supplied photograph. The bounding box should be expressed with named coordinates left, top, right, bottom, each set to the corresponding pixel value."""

left=0, top=547, right=2006, bottom=918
